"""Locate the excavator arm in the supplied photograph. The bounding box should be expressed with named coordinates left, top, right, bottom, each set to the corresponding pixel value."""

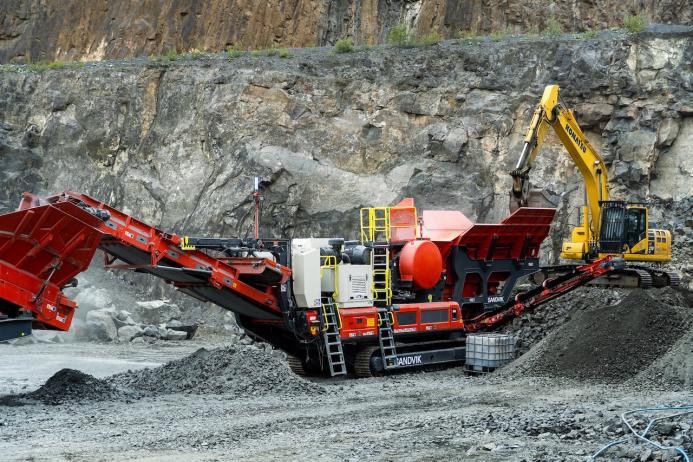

left=510, top=85, right=609, bottom=242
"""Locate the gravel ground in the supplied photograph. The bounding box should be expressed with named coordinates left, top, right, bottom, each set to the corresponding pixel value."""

left=0, top=287, right=690, bottom=461
left=111, top=345, right=323, bottom=397
left=0, top=341, right=691, bottom=461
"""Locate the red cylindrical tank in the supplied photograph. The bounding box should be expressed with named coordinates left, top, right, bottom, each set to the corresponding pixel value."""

left=398, top=240, right=443, bottom=290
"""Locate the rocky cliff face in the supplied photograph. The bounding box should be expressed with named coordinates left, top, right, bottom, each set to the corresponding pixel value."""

left=1, top=0, right=691, bottom=63
left=1, top=28, right=691, bottom=295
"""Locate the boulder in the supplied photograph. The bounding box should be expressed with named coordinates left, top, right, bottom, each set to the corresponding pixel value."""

left=657, top=119, right=680, bottom=147
left=113, top=310, right=137, bottom=329
left=85, top=309, right=117, bottom=342
left=74, top=287, right=114, bottom=312
left=117, top=325, right=143, bottom=342
left=164, top=329, right=188, bottom=341
left=165, top=320, right=198, bottom=340
left=132, top=300, right=182, bottom=325
left=142, top=325, right=161, bottom=338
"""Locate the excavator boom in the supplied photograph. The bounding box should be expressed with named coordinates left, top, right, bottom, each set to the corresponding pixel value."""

left=510, top=85, right=609, bottom=241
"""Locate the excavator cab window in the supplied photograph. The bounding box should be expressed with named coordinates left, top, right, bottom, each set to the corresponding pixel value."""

left=625, top=207, right=647, bottom=250
left=599, top=203, right=647, bottom=253
left=598, top=202, right=627, bottom=253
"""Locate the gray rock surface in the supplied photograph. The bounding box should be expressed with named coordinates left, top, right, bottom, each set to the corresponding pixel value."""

left=117, top=325, right=143, bottom=342
left=84, top=310, right=117, bottom=342
left=0, top=28, right=691, bottom=313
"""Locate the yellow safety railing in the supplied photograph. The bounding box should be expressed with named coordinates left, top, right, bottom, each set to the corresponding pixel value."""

left=376, top=310, right=395, bottom=326
left=320, top=302, right=342, bottom=333
left=359, top=203, right=418, bottom=306
left=360, top=206, right=418, bottom=243
left=372, top=268, right=392, bottom=305
left=360, top=207, right=391, bottom=243
left=320, top=255, right=338, bottom=300
left=320, top=255, right=342, bottom=332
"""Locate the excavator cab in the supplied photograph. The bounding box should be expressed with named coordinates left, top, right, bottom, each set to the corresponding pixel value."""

left=598, top=201, right=645, bottom=253
left=561, top=201, right=672, bottom=262
left=597, top=201, right=671, bottom=261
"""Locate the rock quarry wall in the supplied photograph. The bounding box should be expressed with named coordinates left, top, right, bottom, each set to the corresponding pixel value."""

left=0, top=0, right=691, bottom=63
left=0, top=28, right=691, bottom=311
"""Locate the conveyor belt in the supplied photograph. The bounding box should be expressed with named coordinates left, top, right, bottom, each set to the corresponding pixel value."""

left=0, top=191, right=292, bottom=339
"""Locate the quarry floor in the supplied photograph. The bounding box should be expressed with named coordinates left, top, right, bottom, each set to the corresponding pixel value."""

left=1, top=339, right=690, bottom=462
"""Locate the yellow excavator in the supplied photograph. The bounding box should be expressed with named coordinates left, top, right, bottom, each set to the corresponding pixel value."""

left=510, top=84, right=678, bottom=288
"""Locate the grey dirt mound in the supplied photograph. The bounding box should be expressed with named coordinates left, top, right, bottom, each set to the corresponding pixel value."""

left=0, top=345, right=322, bottom=407
left=509, top=288, right=692, bottom=384
left=112, top=345, right=322, bottom=397
left=0, top=368, right=128, bottom=406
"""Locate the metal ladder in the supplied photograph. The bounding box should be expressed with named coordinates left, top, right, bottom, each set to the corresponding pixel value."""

left=378, top=309, right=398, bottom=370
left=360, top=207, right=392, bottom=306
left=320, top=297, right=347, bottom=376
left=371, top=243, right=392, bottom=306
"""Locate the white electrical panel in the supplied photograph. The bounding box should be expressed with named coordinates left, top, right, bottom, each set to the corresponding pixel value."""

left=335, top=264, right=372, bottom=308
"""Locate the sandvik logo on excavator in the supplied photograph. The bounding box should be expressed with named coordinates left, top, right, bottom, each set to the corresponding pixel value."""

left=565, top=123, right=587, bottom=154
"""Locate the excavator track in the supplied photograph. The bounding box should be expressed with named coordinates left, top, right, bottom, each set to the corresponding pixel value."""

left=627, top=268, right=652, bottom=289
left=666, top=271, right=681, bottom=287
left=354, top=346, right=380, bottom=378
left=626, top=266, right=680, bottom=288
left=287, top=356, right=307, bottom=376
left=530, top=264, right=680, bottom=289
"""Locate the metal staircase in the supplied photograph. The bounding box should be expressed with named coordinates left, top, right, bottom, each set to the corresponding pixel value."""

left=320, top=297, right=347, bottom=376
left=371, top=244, right=392, bottom=306
left=378, top=309, right=398, bottom=370
left=360, top=207, right=392, bottom=306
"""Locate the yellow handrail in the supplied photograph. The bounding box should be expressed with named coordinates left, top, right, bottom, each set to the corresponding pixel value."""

left=320, top=255, right=338, bottom=299
left=360, top=207, right=391, bottom=243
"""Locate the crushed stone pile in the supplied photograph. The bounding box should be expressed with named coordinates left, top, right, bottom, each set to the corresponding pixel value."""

left=502, top=287, right=625, bottom=354
left=0, top=369, right=128, bottom=406
left=504, top=288, right=692, bottom=385
left=0, top=345, right=322, bottom=407
left=112, top=345, right=322, bottom=397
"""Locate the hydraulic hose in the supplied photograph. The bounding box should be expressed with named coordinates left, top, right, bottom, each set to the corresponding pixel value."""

left=591, top=405, right=693, bottom=461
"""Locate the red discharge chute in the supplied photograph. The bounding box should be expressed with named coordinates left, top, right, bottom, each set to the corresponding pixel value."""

left=0, top=200, right=104, bottom=331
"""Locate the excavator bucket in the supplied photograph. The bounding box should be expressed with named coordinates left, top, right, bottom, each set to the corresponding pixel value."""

left=509, top=188, right=559, bottom=213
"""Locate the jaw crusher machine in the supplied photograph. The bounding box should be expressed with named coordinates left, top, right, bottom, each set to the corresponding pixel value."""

left=0, top=192, right=620, bottom=377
